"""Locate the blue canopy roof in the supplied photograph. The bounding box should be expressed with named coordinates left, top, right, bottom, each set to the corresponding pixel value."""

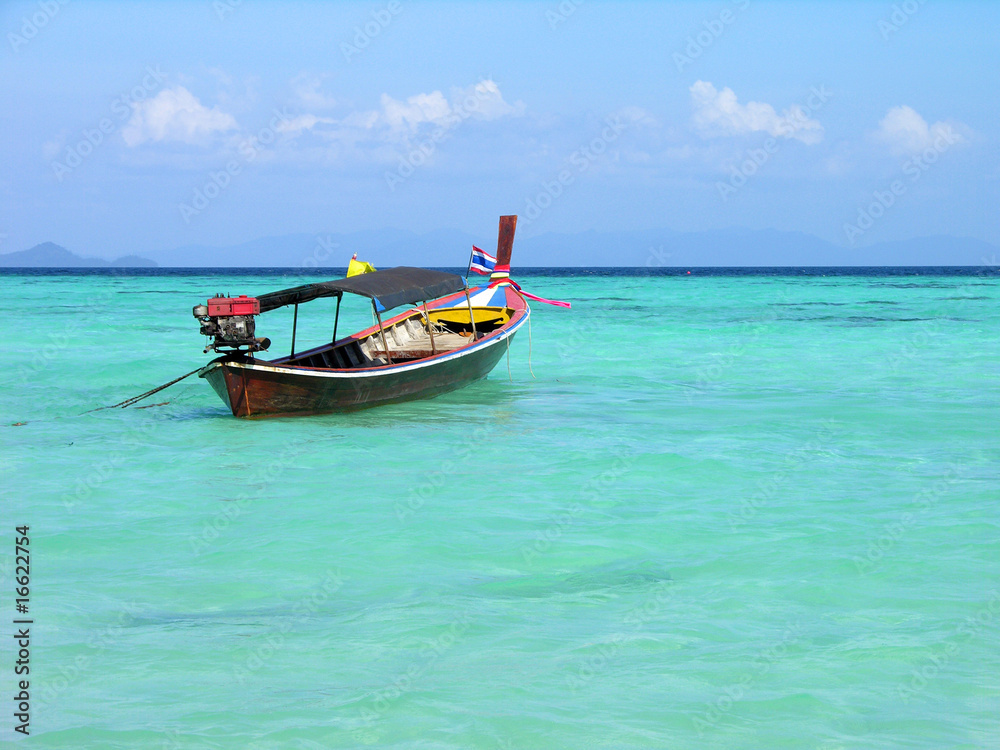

left=257, top=267, right=465, bottom=313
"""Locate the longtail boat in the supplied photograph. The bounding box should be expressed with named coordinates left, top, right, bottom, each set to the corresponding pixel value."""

left=192, top=216, right=528, bottom=418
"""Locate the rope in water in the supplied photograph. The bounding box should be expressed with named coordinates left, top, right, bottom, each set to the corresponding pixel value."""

left=527, top=311, right=535, bottom=379
left=84, top=367, right=202, bottom=413
left=505, top=334, right=512, bottom=382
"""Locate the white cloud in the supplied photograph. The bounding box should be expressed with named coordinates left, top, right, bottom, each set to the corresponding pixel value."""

left=380, top=90, right=453, bottom=130
left=135, top=79, right=522, bottom=167
left=122, top=86, right=238, bottom=146
left=690, top=81, right=824, bottom=145
left=291, top=72, right=337, bottom=110
left=617, top=106, right=659, bottom=129
left=342, top=110, right=381, bottom=130
left=367, top=79, right=524, bottom=134
left=874, top=105, right=965, bottom=155
left=451, top=79, right=525, bottom=121
left=275, top=114, right=336, bottom=136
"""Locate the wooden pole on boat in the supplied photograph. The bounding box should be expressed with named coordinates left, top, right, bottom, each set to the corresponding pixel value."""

left=290, top=303, right=299, bottom=357
left=422, top=300, right=436, bottom=354
left=464, top=289, right=478, bottom=341
left=332, top=294, right=341, bottom=343
left=373, top=299, right=392, bottom=364
left=495, top=215, right=517, bottom=268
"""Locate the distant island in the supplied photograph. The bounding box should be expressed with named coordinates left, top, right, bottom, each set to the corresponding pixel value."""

left=3, top=231, right=997, bottom=268
left=0, top=242, right=157, bottom=268
left=142, top=229, right=999, bottom=268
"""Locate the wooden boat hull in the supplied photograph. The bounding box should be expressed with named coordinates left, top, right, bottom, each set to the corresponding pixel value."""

left=199, top=312, right=525, bottom=418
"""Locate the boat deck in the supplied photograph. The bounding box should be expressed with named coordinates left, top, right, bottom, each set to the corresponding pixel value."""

left=280, top=320, right=479, bottom=369
left=370, top=331, right=473, bottom=360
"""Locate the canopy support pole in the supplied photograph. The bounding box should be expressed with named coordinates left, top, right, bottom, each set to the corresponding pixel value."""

left=332, top=294, right=341, bottom=343
left=423, top=300, right=436, bottom=354
left=374, top=300, right=392, bottom=364
left=290, top=303, right=298, bottom=357
left=464, top=289, right=478, bottom=341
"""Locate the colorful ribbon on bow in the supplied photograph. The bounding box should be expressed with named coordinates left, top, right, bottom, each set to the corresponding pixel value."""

left=489, top=277, right=571, bottom=308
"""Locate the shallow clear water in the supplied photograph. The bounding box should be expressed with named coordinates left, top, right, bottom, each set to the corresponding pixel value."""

left=2, top=269, right=998, bottom=749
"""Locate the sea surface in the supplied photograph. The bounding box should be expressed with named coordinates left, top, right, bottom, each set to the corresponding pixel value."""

left=2, top=267, right=998, bottom=749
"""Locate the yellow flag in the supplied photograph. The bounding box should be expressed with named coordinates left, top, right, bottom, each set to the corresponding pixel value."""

left=347, top=257, right=376, bottom=277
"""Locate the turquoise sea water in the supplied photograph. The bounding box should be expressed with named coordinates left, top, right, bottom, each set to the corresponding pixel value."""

left=2, top=269, right=998, bottom=749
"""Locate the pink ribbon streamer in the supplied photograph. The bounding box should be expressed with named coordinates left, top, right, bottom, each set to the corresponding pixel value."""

left=517, top=288, right=572, bottom=308
left=486, top=278, right=572, bottom=308
left=506, top=279, right=572, bottom=308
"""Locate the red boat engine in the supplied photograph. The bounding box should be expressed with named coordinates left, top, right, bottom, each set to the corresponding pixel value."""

left=193, top=295, right=270, bottom=353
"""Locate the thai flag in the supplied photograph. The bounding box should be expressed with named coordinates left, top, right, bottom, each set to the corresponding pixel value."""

left=469, top=246, right=497, bottom=275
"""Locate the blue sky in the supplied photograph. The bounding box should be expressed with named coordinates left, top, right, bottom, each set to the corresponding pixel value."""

left=1, top=0, right=997, bottom=259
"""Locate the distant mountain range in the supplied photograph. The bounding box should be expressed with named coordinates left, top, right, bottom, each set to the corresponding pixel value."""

left=0, top=242, right=157, bottom=268
left=2, top=231, right=997, bottom=268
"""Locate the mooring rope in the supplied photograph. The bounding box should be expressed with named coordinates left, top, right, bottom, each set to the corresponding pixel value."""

left=527, top=311, right=535, bottom=379
left=84, top=366, right=202, bottom=413
left=505, top=334, right=512, bottom=382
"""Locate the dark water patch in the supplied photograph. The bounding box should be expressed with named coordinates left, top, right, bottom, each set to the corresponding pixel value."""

left=789, top=315, right=933, bottom=324
left=942, top=296, right=991, bottom=300
left=115, top=290, right=182, bottom=294
left=868, top=282, right=956, bottom=289
left=774, top=301, right=848, bottom=307
left=162, top=406, right=233, bottom=422
left=603, top=304, right=657, bottom=312
left=128, top=609, right=292, bottom=629
left=476, top=560, right=673, bottom=599
left=841, top=316, right=934, bottom=325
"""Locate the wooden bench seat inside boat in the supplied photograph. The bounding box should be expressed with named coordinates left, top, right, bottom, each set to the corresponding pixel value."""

left=368, top=331, right=472, bottom=361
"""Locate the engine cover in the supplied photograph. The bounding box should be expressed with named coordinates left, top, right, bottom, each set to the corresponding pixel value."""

left=207, top=296, right=260, bottom=316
